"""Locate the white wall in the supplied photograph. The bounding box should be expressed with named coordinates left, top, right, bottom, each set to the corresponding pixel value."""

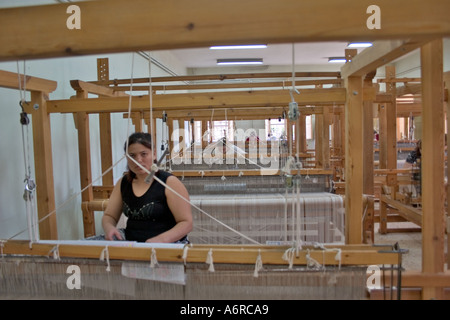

left=0, top=51, right=186, bottom=240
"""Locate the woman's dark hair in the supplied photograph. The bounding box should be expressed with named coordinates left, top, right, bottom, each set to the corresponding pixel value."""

left=124, top=132, right=153, bottom=181
left=415, top=139, right=422, bottom=158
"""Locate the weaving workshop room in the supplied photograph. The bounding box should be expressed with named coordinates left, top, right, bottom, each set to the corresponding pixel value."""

left=0, top=0, right=449, bottom=301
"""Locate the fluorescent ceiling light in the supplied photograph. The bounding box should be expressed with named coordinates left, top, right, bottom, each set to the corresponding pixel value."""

left=347, top=42, right=373, bottom=48
left=210, top=45, right=267, bottom=50
left=217, top=58, right=263, bottom=65
left=328, top=57, right=347, bottom=64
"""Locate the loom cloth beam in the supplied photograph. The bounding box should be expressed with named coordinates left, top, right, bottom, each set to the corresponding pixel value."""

left=1, top=240, right=401, bottom=266
left=1, top=0, right=450, bottom=61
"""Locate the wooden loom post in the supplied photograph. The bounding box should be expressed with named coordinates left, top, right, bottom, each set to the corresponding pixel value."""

left=286, top=118, right=292, bottom=156
left=363, top=72, right=376, bottom=244
left=97, top=58, right=114, bottom=186
left=385, top=66, right=398, bottom=200
left=345, top=75, right=364, bottom=244
left=420, top=38, right=445, bottom=300
left=322, top=106, right=331, bottom=169
left=339, top=106, right=346, bottom=171
left=128, top=112, right=143, bottom=132
left=315, top=112, right=323, bottom=167
left=167, top=117, right=174, bottom=156
left=378, top=99, right=388, bottom=234
left=201, top=120, right=208, bottom=149
left=30, top=91, right=58, bottom=240
left=75, top=89, right=95, bottom=237
left=298, top=114, right=307, bottom=154
left=0, top=70, right=58, bottom=240
left=179, top=119, right=186, bottom=158
left=445, top=72, right=450, bottom=269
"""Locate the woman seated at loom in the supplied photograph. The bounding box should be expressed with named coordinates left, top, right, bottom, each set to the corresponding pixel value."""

left=100, top=132, right=192, bottom=243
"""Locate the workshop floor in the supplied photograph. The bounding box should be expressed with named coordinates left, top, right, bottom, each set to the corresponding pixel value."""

left=374, top=222, right=424, bottom=271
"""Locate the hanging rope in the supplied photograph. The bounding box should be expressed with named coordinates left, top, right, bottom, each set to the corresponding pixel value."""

left=16, top=60, right=39, bottom=246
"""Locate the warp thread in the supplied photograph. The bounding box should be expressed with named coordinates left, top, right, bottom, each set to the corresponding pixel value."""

left=182, top=244, right=190, bottom=265
left=206, top=248, right=215, bottom=272
left=282, top=242, right=302, bottom=270
left=100, top=246, right=111, bottom=272
left=48, top=245, right=60, bottom=261
left=150, top=248, right=158, bottom=268
left=0, top=240, right=6, bottom=258
left=253, top=249, right=263, bottom=277
left=305, top=249, right=322, bottom=270
left=282, top=247, right=296, bottom=270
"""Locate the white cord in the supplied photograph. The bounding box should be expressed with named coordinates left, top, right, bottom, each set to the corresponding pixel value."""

left=206, top=248, right=215, bottom=272
left=253, top=249, right=263, bottom=277
left=150, top=247, right=158, bottom=268
left=100, top=246, right=111, bottom=272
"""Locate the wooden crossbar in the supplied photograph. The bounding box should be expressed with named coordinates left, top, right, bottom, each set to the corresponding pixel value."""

left=1, top=240, right=400, bottom=266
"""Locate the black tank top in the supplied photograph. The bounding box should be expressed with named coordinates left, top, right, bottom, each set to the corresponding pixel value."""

left=121, top=171, right=183, bottom=242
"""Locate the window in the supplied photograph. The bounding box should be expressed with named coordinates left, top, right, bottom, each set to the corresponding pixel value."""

left=267, top=118, right=285, bottom=140
left=210, top=120, right=234, bottom=142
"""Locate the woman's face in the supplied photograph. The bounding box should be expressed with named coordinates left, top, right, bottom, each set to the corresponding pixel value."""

left=127, top=143, right=155, bottom=176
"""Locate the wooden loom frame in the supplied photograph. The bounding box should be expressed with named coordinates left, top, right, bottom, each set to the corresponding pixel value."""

left=1, top=0, right=450, bottom=299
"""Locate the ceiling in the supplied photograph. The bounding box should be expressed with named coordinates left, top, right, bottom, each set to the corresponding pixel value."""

left=171, top=42, right=365, bottom=69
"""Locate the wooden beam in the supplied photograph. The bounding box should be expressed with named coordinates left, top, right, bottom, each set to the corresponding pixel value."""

left=377, top=270, right=450, bottom=288
left=97, top=58, right=114, bottom=186
left=380, top=195, right=422, bottom=227
left=445, top=71, right=450, bottom=269
left=385, top=66, right=398, bottom=196
left=396, top=103, right=422, bottom=117
left=30, top=92, right=58, bottom=240
left=420, top=38, right=445, bottom=300
left=2, top=240, right=400, bottom=266
left=341, top=39, right=427, bottom=78
left=98, top=112, right=114, bottom=186
left=75, top=90, right=95, bottom=238
left=0, top=70, right=57, bottom=93
left=1, top=0, right=450, bottom=61
left=93, top=72, right=342, bottom=86
left=159, top=106, right=344, bottom=121
left=315, top=113, right=323, bottom=167
left=322, top=107, right=331, bottom=169
left=345, top=76, right=364, bottom=244
left=363, top=72, right=376, bottom=243
left=112, top=79, right=344, bottom=92
left=70, top=80, right=127, bottom=97
left=33, top=89, right=347, bottom=114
